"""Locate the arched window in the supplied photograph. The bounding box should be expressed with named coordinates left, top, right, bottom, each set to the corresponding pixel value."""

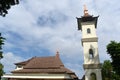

left=89, top=48, right=94, bottom=59
left=90, top=73, right=97, bottom=80
left=87, top=28, right=91, bottom=34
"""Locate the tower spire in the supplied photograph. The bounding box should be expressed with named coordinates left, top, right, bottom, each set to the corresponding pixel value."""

left=83, top=5, right=89, bottom=16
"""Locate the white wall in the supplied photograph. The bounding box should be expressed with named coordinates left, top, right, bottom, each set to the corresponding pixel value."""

left=81, top=22, right=97, bottom=38
left=83, top=42, right=100, bottom=64
left=85, top=69, right=102, bottom=80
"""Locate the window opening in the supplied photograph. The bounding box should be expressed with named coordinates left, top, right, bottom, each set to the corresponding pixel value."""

left=17, top=65, right=22, bottom=68
left=87, top=28, right=91, bottom=34
left=89, top=48, right=94, bottom=59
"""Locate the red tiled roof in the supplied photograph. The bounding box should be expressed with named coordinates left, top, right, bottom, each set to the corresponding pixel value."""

left=12, top=67, right=71, bottom=73
left=24, top=56, right=64, bottom=69
left=12, top=53, right=78, bottom=79
left=14, top=58, right=32, bottom=65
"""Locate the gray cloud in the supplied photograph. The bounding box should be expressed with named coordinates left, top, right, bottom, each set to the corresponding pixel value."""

left=37, top=10, right=68, bottom=27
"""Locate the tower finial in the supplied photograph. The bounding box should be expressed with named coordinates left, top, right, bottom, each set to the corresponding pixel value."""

left=83, top=5, right=89, bottom=16
left=56, top=50, right=59, bottom=57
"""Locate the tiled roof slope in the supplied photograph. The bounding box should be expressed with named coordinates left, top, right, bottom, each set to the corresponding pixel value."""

left=24, top=56, right=64, bottom=69
left=15, top=57, right=33, bottom=65
left=12, top=53, right=78, bottom=79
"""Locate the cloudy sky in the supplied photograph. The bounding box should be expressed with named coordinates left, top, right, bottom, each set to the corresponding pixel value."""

left=0, top=0, right=120, bottom=78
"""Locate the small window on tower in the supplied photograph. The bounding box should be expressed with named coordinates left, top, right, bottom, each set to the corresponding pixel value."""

left=87, top=28, right=91, bottom=34
left=89, top=48, right=94, bottom=59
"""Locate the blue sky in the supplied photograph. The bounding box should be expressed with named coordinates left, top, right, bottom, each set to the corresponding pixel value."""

left=0, top=0, right=120, bottom=78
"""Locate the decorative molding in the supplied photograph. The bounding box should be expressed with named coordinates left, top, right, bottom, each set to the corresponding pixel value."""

left=83, top=64, right=102, bottom=69
left=82, top=37, right=98, bottom=42
left=81, top=37, right=98, bottom=45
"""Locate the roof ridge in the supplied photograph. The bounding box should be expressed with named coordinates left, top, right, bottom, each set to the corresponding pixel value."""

left=35, top=56, right=55, bottom=58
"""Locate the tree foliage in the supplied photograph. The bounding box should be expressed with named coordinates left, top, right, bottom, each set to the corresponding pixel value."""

left=0, top=33, right=5, bottom=79
left=102, top=60, right=120, bottom=80
left=0, top=33, right=5, bottom=59
left=107, top=41, right=120, bottom=76
left=102, top=60, right=112, bottom=80
left=0, top=0, right=19, bottom=17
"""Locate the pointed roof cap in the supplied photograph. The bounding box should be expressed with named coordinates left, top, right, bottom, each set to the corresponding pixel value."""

left=83, top=5, right=90, bottom=17
left=56, top=50, right=59, bottom=58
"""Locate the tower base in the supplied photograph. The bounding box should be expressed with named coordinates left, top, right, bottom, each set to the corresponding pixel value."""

left=84, top=69, right=102, bottom=80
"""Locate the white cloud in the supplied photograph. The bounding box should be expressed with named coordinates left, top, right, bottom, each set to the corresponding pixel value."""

left=1, top=52, right=25, bottom=73
left=65, top=62, right=84, bottom=78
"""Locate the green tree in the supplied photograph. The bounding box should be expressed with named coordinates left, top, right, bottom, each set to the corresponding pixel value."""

left=107, top=41, right=120, bottom=76
left=0, top=0, right=19, bottom=17
left=102, top=60, right=112, bottom=80
left=102, top=60, right=120, bottom=80
left=0, top=33, right=5, bottom=79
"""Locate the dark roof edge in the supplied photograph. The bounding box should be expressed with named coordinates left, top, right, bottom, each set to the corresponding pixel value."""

left=76, top=15, right=99, bottom=30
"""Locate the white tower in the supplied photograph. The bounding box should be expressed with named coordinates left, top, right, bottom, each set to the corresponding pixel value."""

left=77, top=5, right=102, bottom=80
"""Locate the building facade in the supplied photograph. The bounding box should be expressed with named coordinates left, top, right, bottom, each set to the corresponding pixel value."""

left=76, top=5, right=102, bottom=80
